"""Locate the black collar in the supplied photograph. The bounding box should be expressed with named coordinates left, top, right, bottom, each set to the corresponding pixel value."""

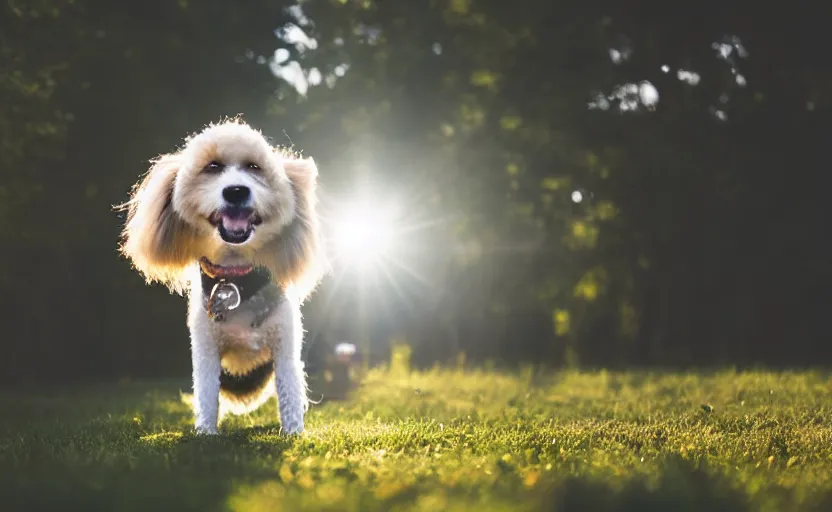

left=199, top=260, right=272, bottom=304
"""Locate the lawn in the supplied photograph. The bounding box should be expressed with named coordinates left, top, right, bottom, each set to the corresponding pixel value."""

left=1, top=365, right=832, bottom=511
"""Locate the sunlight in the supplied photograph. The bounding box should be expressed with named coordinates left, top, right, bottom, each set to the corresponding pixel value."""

left=304, top=186, right=446, bottom=353
left=333, top=202, right=397, bottom=269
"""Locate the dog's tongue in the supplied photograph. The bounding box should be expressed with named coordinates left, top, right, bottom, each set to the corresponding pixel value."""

left=222, top=216, right=250, bottom=233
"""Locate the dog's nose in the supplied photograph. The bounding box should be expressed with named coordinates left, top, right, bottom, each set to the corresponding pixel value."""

left=222, top=186, right=251, bottom=205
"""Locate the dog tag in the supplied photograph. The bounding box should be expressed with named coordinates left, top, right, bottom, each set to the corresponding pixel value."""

left=207, top=280, right=241, bottom=322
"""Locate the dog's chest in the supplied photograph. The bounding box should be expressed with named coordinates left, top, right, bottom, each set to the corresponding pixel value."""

left=201, top=270, right=283, bottom=352
left=210, top=298, right=280, bottom=351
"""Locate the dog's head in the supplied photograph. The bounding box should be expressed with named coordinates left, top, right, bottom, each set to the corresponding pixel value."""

left=118, top=119, right=324, bottom=299
left=173, top=121, right=298, bottom=249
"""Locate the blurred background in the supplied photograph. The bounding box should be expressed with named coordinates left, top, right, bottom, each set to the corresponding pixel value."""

left=1, top=0, right=830, bottom=387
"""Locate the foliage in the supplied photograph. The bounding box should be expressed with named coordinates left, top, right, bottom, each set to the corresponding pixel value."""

left=1, top=1, right=831, bottom=380
left=280, top=0, right=832, bottom=368
left=2, top=368, right=832, bottom=511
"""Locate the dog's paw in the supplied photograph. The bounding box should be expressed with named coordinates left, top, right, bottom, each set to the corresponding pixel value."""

left=281, top=420, right=304, bottom=436
left=195, top=424, right=219, bottom=436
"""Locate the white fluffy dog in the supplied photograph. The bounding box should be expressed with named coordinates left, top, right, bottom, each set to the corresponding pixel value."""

left=118, top=119, right=325, bottom=435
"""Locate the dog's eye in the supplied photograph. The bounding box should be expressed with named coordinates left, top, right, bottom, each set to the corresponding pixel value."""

left=204, top=161, right=224, bottom=172
left=245, top=162, right=260, bottom=171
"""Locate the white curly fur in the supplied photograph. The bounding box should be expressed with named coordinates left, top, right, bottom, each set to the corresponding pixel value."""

left=118, top=118, right=325, bottom=435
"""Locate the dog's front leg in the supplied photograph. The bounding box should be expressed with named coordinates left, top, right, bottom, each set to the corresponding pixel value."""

left=191, top=325, right=222, bottom=435
left=273, top=295, right=308, bottom=435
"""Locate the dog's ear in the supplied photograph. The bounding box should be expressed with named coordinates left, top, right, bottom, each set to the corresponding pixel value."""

left=283, top=156, right=318, bottom=196
left=118, top=153, right=201, bottom=293
left=260, top=154, right=327, bottom=301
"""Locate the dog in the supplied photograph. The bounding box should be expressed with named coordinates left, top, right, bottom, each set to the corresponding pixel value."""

left=118, top=119, right=325, bottom=435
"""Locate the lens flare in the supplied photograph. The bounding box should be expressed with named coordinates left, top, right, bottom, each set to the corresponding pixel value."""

left=333, top=204, right=396, bottom=268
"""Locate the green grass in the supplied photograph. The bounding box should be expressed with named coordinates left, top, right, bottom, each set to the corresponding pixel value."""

left=2, top=367, right=832, bottom=511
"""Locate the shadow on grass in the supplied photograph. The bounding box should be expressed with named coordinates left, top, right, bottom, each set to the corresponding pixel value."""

left=541, top=455, right=749, bottom=512
left=3, top=425, right=298, bottom=512
left=0, top=382, right=299, bottom=512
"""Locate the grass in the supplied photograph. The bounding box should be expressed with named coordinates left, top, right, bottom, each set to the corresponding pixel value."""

left=2, top=365, right=832, bottom=511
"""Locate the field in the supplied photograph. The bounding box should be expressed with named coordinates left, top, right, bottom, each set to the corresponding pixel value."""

left=2, top=366, right=832, bottom=511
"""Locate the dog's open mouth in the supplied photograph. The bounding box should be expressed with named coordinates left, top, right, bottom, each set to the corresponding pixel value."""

left=209, top=207, right=263, bottom=245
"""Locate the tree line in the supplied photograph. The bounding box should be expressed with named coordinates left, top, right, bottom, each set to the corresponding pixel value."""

left=1, top=0, right=830, bottom=383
